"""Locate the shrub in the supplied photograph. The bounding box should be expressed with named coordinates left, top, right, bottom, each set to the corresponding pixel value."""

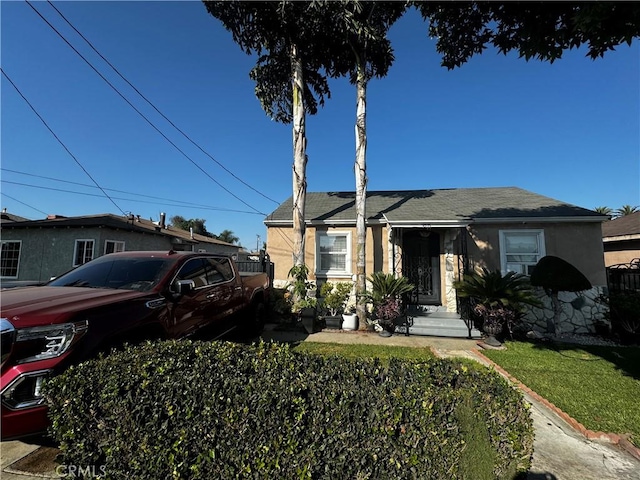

left=45, top=341, right=533, bottom=479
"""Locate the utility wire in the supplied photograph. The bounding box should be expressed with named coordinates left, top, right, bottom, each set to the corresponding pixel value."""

left=1, top=68, right=127, bottom=216
left=1, top=167, right=251, bottom=212
left=26, top=1, right=266, bottom=216
left=1, top=192, right=49, bottom=216
left=1, top=180, right=264, bottom=215
left=46, top=0, right=279, bottom=206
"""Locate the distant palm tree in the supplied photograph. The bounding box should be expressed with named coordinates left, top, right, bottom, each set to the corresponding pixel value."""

left=217, top=230, right=239, bottom=244
left=615, top=205, right=639, bottom=217
left=594, top=206, right=613, bottom=216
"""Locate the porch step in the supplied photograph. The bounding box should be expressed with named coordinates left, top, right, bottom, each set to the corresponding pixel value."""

left=399, top=312, right=482, bottom=339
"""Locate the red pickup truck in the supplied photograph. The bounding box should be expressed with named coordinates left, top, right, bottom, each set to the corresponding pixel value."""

left=0, top=250, right=270, bottom=440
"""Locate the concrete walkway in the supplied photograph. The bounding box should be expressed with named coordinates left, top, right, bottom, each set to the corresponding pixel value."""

left=2, top=326, right=639, bottom=479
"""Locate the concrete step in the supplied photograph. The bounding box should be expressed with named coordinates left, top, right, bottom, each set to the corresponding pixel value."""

left=397, top=312, right=482, bottom=339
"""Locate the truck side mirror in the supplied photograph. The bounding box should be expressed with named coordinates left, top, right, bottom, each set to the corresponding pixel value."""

left=174, top=279, right=196, bottom=296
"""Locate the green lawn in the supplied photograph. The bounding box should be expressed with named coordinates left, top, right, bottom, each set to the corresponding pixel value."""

left=483, top=341, right=640, bottom=447
left=292, top=341, right=435, bottom=363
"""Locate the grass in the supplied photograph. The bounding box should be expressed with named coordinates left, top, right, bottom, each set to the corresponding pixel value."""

left=482, top=341, right=640, bottom=447
left=291, top=341, right=435, bottom=363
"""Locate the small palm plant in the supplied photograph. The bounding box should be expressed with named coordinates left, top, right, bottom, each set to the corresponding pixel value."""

left=366, top=272, right=414, bottom=332
left=454, top=268, right=540, bottom=343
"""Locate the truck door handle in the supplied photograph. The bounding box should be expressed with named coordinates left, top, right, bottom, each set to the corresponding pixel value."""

left=234, top=286, right=242, bottom=291
left=207, top=294, right=219, bottom=299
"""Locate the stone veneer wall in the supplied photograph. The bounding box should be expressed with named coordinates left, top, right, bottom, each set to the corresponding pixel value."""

left=520, top=286, right=609, bottom=335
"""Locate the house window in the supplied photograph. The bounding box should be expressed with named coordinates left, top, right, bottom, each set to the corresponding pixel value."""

left=74, top=240, right=95, bottom=267
left=316, top=231, right=351, bottom=276
left=1, top=241, right=21, bottom=278
left=104, top=240, right=125, bottom=255
left=499, top=230, right=545, bottom=275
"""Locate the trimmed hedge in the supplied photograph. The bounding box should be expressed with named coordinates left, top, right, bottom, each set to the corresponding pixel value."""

left=44, top=341, right=533, bottom=479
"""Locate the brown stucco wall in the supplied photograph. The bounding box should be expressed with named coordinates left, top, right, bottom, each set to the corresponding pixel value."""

left=467, top=222, right=607, bottom=286
left=603, top=239, right=640, bottom=267
left=266, top=224, right=388, bottom=285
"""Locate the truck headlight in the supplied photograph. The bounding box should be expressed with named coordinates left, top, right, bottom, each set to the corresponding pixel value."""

left=14, top=321, right=88, bottom=364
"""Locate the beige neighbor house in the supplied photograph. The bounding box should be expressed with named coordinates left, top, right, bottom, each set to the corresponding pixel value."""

left=0, top=213, right=241, bottom=284
left=265, top=187, right=609, bottom=336
left=602, top=211, right=640, bottom=267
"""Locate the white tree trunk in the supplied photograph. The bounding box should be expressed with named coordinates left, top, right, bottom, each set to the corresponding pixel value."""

left=291, top=43, right=307, bottom=273
left=355, top=68, right=368, bottom=329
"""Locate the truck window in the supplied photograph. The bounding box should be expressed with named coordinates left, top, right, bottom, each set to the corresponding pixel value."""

left=175, top=258, right=208, bottom=289
left=205, top=258, right=234, bottom=283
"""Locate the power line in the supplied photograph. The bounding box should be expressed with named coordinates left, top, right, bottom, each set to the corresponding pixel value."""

left=1, top=167, right=253, bottom=212
left=1, top=192, right=48, bottom=216
left=25, top=1, right=266, bottom=216
left=0, top=68, right=127, bottom=216
left=1, top=180, right=264, bottom=215
left=45, top=0, right=279, bottom=206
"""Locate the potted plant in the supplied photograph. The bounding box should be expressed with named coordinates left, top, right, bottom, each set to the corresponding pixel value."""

left=366, top=272, right=414, bottom=336
left=341, top=304, right=358, bottom=330
left=287, top=264, right=318, bottom=333
left=453, top=268, right=540, bottom=346
left=319, top=282, right=352, bottom=329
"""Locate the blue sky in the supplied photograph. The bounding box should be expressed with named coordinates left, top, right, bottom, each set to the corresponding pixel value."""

left=2, top=1, right=638, bottom=249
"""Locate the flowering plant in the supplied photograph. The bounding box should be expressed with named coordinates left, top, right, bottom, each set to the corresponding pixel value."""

left=374, top=296, right=401, bottom=320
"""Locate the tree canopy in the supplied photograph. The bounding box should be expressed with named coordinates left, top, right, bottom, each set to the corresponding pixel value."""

left=170, top=215, right=212, bottom=237
left=416, top=2, right=640, bottom=69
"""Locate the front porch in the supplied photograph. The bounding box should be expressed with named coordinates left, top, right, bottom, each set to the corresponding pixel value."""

left=387, top=225, right=479, bottom=338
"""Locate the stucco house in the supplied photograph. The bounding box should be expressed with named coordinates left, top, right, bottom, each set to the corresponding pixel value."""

left=265, top=187, right=608, bottom=336
left=602, top=211, right=640, bottom=267
left=0, top=213, right=241, bottom=284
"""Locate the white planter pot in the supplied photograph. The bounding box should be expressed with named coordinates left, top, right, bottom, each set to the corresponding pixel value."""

left=342, top=314, right=358, bottom=330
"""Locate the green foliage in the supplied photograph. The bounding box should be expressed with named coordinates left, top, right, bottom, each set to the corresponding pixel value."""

left=203, top=1, right=334, bottom=123
left=606, top=291, right=640, bottom=337
left=615, top=205, right=640, bottom=217
left=416, top=2, right=640, bottom=69
left=454, top=268, right=540, bottom=310
left=215, top=229, right=239, bottom=244
left=169, top=215, right=212, bottom=237
left=367, top=271, right=414, bottom=304
left=319, top=281, right=352, bottom=316
left=45, top=341, right=533, bottom=479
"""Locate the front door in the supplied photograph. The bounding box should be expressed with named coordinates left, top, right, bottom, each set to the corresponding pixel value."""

left=402, top=231, right=441, bottom=304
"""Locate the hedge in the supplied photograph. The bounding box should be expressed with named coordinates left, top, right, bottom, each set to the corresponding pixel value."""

left=44, top=341, right=533, bottom=479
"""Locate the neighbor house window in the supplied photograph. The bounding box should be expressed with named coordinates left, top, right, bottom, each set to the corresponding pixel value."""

left=499, top=230, right=545, bottom=275
left=1, top=241, right=21, bottom=278
left=74, top=239, right=95, bottom=266
left=104, top=240, right=125, bottom=254
left=316, top=231, right=351, bottom=276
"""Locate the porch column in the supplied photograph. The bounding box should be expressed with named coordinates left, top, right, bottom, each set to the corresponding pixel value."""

left=443, top=230, right=458, bottom=313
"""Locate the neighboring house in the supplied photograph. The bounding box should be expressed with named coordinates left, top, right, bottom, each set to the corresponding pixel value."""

left=602, top=211, right=640, bottom=267
left=265, top=187, right=609, bottom=335
left=0, top=213, right=240, bottom=283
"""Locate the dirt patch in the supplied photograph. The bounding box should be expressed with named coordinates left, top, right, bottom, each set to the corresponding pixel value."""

left=4, top=446, right=60, bottom=478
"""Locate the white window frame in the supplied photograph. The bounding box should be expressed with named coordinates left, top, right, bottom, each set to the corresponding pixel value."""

left=498, top=229, right=545, bottom=275
left=73, top=239, right=95, bottom=267
left=1, top=240, right=22, bottom=278
left=104, top=240, right=125, bottom=255
left=315, top=231, right=352, bottom=277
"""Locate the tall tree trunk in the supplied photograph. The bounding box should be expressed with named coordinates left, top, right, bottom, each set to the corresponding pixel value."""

left=355, top=65, right=368, bottom=329
left=291, top=43, right=307, bottom=272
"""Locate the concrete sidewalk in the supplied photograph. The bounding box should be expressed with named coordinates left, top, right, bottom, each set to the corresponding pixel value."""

left=2, top=327, right=639, bottom=479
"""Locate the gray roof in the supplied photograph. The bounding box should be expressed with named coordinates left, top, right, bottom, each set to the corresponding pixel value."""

left=265, top=187, right=605, bottom=225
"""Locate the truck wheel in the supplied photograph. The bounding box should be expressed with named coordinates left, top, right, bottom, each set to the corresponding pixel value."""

left=247, top=302, right=266, bottom=336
